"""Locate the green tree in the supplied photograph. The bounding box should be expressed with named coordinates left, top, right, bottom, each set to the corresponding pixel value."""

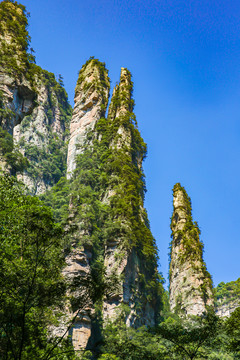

left=0, top=174, right=74, bottom=359
left=225, top=306, right=240, bottom=357
left=99, top=322, right=168, bottom=360
left=156, top=309, right=219, bottom=360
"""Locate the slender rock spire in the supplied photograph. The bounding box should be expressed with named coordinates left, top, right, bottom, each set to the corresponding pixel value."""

left=108, top=67, right=134, bottom=120
left=169, top=183, right=214, bottom=315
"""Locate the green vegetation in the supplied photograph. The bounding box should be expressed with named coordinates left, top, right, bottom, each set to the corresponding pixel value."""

left=0, top=90, right=15, bottom=124
left=67, top=67, right=164, bottom=327
left=0, top=125, right=28, bottom=174
left=77, top=308, right=239, bottom=359
left=16, top=68, right=72, bottom=191
left=0, top=174, right=78, bottom=359
left=225, top=306, right=240, bottom=356
left=75, top=57, right=110, bottom=116
left=215, top=278, right=240, bottom=306
left=0, top=0, right=37, bottom=81
left=21, top=133, right=68, bottom=185
left=39, top=177, right=70, bottom=225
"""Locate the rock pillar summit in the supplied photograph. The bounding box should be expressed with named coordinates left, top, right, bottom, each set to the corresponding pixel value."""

left=66, top=58, right=110, bottom=178
left=169, top=183, right=214, bottom=315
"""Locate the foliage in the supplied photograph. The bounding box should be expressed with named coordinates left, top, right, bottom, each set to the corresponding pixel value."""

left=0, top=125, right=29, bottom=174
left=16, top=68, right=72, bottom=191
left=0, top=90, right=15, bottom=125
left=99, top=322, right=168, bottom=360
left=0, top=174, right=77, bottom=359
left=39, top=176, right=70, bottom=224
left=96, top=308, right=240, bottom=360
left=156, top=309, right=220, bottom=360
left=215, top=278, right=240, bottom=307
left=0, top=0, right=37, bottom=81
left=225, top=306, right=240, bottom=356
left=75, top=57, right=110, bottom=116
left=22, top=133, right=67, bottom=185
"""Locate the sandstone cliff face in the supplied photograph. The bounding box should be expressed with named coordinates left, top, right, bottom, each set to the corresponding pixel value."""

left=0, top=1, right=71, bottom=192
left=14, top=70, right=71, bottom=194
left=64, top=60, right=162, bottom=350
left=169, top=183, right=214, bottom=315
left=0, top=69, right=71, bottom=195
left=66, top=58, right=110, bottom=178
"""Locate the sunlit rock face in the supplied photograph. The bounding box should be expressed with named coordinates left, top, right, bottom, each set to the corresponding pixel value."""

left=169, top=183, right=214, bottom=316
left=66, top=59, right=110, bottom=178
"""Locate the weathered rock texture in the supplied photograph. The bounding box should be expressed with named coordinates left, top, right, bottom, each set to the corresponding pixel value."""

left=64, top=60, right=162, bottom=350
left=66, top=58, right=110, bottom=178
left=169, top=183, right=214, bottom=315
left=0, top=1, right=36, bottom=133
left=0, top=72, right=36, bottom=133
left=215, top=278, right=240, bottom=317
left=0, top=1, right=72, bottom=194
left=14, top=70, right=72, bottom=194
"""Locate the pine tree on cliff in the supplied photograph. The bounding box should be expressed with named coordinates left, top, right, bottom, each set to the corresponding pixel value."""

left=169, top=183, right=214, bottom=315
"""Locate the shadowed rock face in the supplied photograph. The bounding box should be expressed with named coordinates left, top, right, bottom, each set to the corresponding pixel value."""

left=169, top=183, right=214, bottom=316
left=0, top=72, right=36, bottom=134
left=66, top=59, right=110, bottom=178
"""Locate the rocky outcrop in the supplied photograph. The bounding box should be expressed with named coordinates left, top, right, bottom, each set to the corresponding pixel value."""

left=102, top=68, right=157, bottom=327
left=14, top=70, right=72, bottom=195
left=63, top=62, right=162, bottom=350
left=169, top=183, right=214, bottom=315
left=66, top=58, right=110, bottom=178
left=0, top=1, right=37, bottom=133
left=0, top=1, right=71, bottom=192
left=215, top=278, right=240, bottom=317
left=0, top=72, right=36, bottom=133
left=216, top=301, right=240, bottom=317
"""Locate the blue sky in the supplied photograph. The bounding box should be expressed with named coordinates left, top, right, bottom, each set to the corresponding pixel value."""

left=20, top=0, right=240, bottom=287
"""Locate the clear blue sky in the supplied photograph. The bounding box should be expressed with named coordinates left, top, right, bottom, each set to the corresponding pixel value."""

left=19, top=0, right=240, bottom=287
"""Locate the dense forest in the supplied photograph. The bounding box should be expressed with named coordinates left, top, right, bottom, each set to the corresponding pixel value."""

left=0, top=1, right=240, bottom=359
